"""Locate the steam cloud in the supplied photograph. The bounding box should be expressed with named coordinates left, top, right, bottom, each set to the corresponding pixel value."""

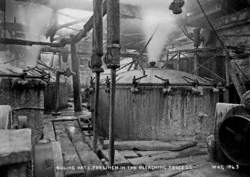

left=17, top=2, right=53, bottom=67
left=141, top=0, right=176, bottom=63
left=123, top=0, right=177, bottom=63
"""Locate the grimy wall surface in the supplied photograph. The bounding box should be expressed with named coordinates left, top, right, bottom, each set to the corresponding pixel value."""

left=0, top=79, right=44, bottom=143
left=96, top=86, right=219, bottom=141
left=44, top=82, right=70, bottom=112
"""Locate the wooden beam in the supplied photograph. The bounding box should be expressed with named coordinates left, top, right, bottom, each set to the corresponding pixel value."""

left=167, top=47, right=223, bottom=54
left=71, top=42, right=82, bottom=112
left=228, top=60, right=247, bottom=100
left=0, top=38, right=64, bottom=47
left=106, top=0, right=121, bottom=166
left=72, top=0, right=107, bottom=43
left=224, top=54, right=230, bottom=102
left=91, top=0, right=104, bottom=152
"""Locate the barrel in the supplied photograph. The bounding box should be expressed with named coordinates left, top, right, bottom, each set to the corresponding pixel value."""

left=218, top=105, right=250, bottom=166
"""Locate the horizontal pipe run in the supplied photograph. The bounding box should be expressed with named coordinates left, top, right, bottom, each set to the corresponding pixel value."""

left=0, top=38, right=66, bottom=47
left=12, top=107, right=44, bottom=111
left=0, top=74, right=48, bottom=80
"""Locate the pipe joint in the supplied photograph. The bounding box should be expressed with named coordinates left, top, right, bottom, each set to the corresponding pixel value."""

left=105, top=76, right=111, bottom=93
left=90, top=53, right=103, bottom=70
left=104, top=43, right=121, bottom=69
left=130, top=76, right=140, bottom=94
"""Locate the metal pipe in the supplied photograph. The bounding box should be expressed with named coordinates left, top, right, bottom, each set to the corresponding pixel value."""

left=109, top=68, right=116, bottom=165
left=0, top=38, right=65, bottom=47
left=0, top=73, right=47, bottom=80
left=93, top=72, right=100, bottom=151
left=12, top=107, right=44, bottom=111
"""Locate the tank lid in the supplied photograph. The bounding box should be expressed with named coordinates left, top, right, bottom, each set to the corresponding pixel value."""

left=101, top=68, right=214, bottom=85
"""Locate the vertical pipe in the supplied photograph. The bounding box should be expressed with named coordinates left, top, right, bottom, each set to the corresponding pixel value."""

left=91, top=0, right=104, bottom=152
left=55, top=71, right=60, bottom=113
left=106, top=0, right=120, bottom=166
left=93, top=72, right=100, bottom=151
left=71, top=42, right=82, bottom=112
left=109, top=68, right=116, bottom=165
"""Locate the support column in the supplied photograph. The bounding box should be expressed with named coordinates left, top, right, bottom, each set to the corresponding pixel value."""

left=193, top=28, right=200, bottom=75
left=91, top=0, right=104, bottom=152
left=224, top=53, right=230, bottom=102
left=55, top=71, right=60, bottom=113
left=71, top=42, right=82, bottom=112
left=105, top=0, right=120, bottom=166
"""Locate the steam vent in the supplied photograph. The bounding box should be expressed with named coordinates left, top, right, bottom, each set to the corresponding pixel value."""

left=1, top=0, right=250, bottom=177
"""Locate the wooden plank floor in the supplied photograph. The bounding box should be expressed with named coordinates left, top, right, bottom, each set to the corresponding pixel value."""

left=42, top=109, right=250, bottom=177
left=43, top=109, right=105, bottom=177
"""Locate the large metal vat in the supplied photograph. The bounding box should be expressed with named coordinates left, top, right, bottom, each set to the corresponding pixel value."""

left=93, top=68, right=220, bottom=141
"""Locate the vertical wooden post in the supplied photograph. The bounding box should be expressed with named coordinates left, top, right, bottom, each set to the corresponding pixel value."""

left=71, top=42, right=82, bottom=112
left=55, top=71, right=60, bottom=113
left=193, top=28, right=200, bottom=75
left=3, top=0, right=6, bottom=38
left=91, top=0, right=104, bottom=152
left=224, top=53, right=230, bottom=102
left=105, top=0, right=120, bottom=166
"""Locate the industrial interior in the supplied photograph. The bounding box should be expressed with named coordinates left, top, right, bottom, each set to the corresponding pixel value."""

left=1, top=0, right=250, bottom=176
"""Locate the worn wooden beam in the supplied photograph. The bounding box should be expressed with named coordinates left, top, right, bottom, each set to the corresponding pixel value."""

left=51, top=142, right=64, bottom=177
left=72, top=0, right=107, bottom=43
left=91, top=0, right=104, bottom=153
left=106, top=0, right=121, bottom=166
left=224, top=54, right=230, bottom=102
left=119, top=150, right=138, bottom=159
left=54, top=123, right=85, bottom=176
left=102, top=150, right=131, bottom=166
left=71, top=42, right=82, bottom=112
left=66, top=124, right=105, bottom=177
left=228, top=60, right=247, bottom=100
left=103, top=140, right=197, bottom=151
